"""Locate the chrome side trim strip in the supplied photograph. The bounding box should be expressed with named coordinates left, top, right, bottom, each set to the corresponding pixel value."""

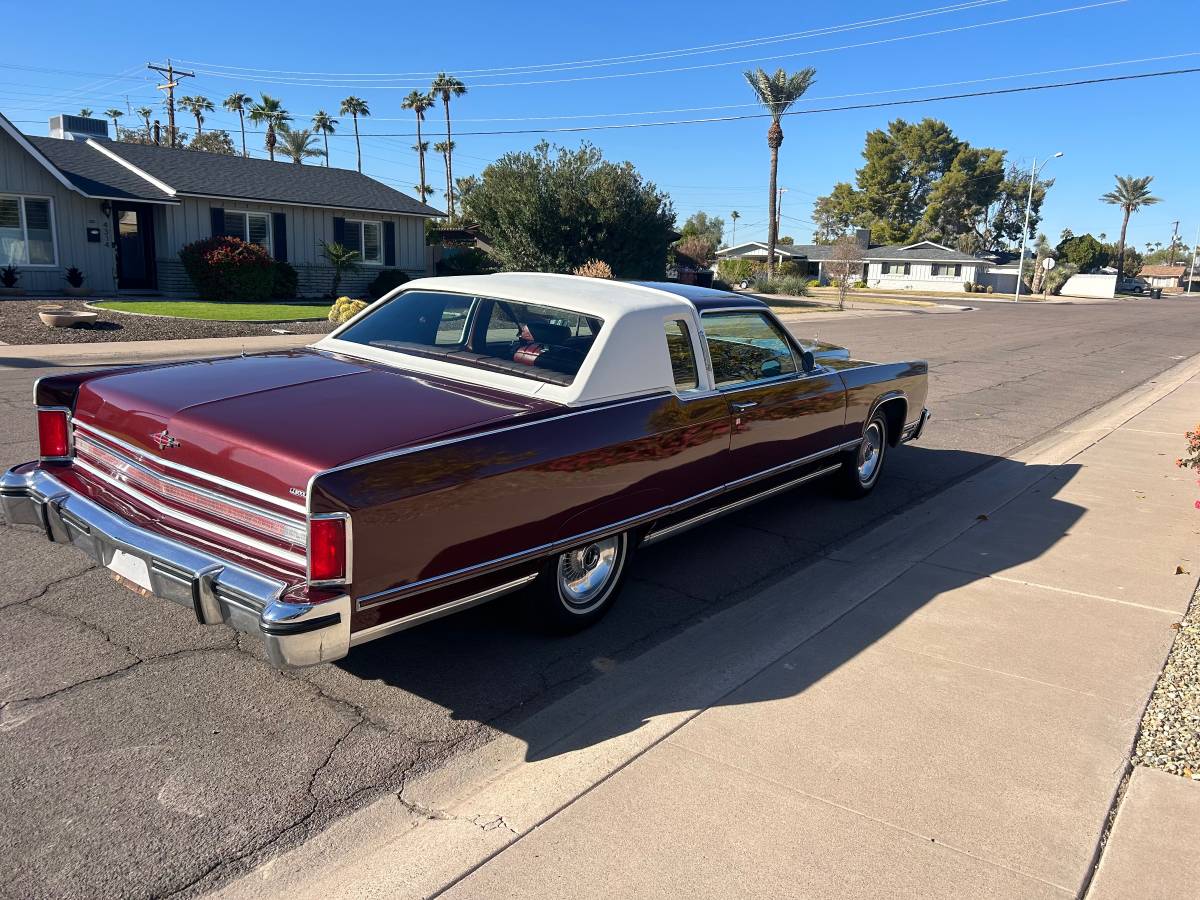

left=354, top=438, right=860, bottom=611
left=642, top=463, right=843, bottom=547
left=349, top=574, right=538, bottom=648
left=72, top=420, right=306, bottom=514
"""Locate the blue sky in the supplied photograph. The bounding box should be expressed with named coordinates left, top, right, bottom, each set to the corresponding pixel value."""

left=4, top=0, right=1196, bottom=252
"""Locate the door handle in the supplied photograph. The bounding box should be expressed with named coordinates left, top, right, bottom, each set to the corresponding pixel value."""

left=731, top=401, right=758, bottom=413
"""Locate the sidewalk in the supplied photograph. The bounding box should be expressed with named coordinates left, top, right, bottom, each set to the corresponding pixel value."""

left=219, top=356, right=1200, bottom=900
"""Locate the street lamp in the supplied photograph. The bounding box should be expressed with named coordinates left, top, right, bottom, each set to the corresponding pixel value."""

left=1014, top=151, right=1063, bottom=302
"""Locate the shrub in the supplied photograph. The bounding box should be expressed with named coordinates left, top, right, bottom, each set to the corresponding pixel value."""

left=271, top=261, right=298, bottom=299
left=0, top=266, right=18, bottom=288
left=963, top=282, right=975, bottom=293
left=853, top=280, right=866, bottom=289
left=1044, top=262, right=1077, bottom=296
left=572, top=259, right=614, bottom=279
left=986, top=284, right=994, bottom=294
left=179, top=236, right=274, bottom=301
left=752, top=275, right=777, bottom=294
left=806, top=278, right=821, bottom=288
left=770, top=275, right=810, bottom=297
left=717, top=258, right=758, bottom=283
left=777, top=260, right=802, bottom=277
left=436, top=247, right=498, bottom=276
left=674, top=236, right=716, bottom=270
left=711, top=277, right=734, bottom=292
left=328, top=296, right=368, bottom=325
left=368, top=268, right=410, bottom=299
left=64, top=267, right=85, bottom=288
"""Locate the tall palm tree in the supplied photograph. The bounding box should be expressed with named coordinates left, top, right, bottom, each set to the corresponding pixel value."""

left=248, top=94, right=290, bottom=162
left=277, top=126, right=324, bottom=164
left=223, top=92, right=252, bottom=156
left=743, top=67, right=817, bottom=278
left=730, top=210, right=741, bottom=246
left=78, top=108, right=93, bottom=118
left=179, top=96, right=214, bottom=135
left=135, top=106, right=153, bottom=138
left=339, top=96, right=370, bottom=173
left=311, top=110, right=337, bottom=167
left=1101, top=175, right=1161, bottom=278
left=104, top=108, right=123, bottom=137
left=434, top=140, right=455, bottom=209
left=430, top=73, right=467, bottom=217
left=401, top=90, right=436, bottom=205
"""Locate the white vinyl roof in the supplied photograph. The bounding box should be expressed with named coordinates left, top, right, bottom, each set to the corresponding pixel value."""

left=314, top=273, right=718, bottom=406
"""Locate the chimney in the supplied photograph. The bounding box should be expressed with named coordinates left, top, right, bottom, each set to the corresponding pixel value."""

left=855, top=227, right=871, bottom=249
left=48, top=114, right=109, bottom=141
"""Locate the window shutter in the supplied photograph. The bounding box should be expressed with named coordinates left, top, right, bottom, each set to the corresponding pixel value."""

left=332, top=216, right=346, bottom=245
left=383, top=220, right=396, bottom=267
left=210, top=207, right=225, bottom=237
left=272, top=212, right=288, bottom=262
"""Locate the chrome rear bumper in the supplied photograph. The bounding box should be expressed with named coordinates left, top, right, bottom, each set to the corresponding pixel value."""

left=0, top=464, right=350, bottom=668
left=901, top=407, right=931, bottom=443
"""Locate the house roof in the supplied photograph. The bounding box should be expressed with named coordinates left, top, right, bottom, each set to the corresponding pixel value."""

left=868, top=241, right=981, bottom=262
left=1139, top=265, right=1187, bottom=277
left=26, top=136, right=177, bottom=203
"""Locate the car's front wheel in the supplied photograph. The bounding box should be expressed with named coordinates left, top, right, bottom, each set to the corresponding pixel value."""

left=837, top=410, right=888, bottom=498
left=527, top=531, right=631, bottom=631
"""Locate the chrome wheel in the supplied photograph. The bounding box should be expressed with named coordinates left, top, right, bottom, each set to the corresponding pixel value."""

left=557, top=535, right=623, bottom=614
left=857, top=421, right=884, bottom=485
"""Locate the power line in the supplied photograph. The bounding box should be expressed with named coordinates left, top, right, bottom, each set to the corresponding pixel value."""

left=177, top=1, right=1003, bottom=81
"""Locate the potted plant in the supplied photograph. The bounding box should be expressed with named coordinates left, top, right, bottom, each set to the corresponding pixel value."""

left=64, top=266, right=93, bottom=297
left=0, top=265, right=23, bottom=296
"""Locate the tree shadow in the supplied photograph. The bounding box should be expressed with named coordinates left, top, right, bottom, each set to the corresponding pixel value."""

left=338, top=447, right=1083, bottom=762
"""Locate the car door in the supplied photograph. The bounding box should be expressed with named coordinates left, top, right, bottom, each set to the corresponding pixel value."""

left=701, top=309, right=847, bottom=487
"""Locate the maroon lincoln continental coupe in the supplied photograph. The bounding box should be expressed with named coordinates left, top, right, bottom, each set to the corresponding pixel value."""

left=1, top=274, right=928, bottom=667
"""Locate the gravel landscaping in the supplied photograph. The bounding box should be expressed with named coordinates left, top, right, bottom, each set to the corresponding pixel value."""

left=1133, top=582, right=1200, bottom=779
left=0, top=299, right=334, bottom=345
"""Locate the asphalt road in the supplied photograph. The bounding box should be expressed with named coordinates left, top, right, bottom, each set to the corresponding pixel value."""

left=2, top=296, right=1198, bottom=899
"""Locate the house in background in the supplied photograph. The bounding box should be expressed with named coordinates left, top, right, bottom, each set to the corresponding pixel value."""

left=1138, top=264, right=1188, bottom=292
left=0, top=111, right=441, bottom=297
left=716, top=230, right=992, bottom=292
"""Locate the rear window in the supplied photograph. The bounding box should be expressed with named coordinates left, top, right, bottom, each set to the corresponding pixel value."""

left=336, top=290, right=603, bottom=386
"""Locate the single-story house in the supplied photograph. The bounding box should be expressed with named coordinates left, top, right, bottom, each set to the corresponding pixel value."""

left=1138, top=265, right=1188, bottom=291
left=0, top=111, right=442, bottom=297
left=716, top=230, right=989, bottom=291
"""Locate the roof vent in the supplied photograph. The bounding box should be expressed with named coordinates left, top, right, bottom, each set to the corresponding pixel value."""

left=49, top=115, right=109, bottom=141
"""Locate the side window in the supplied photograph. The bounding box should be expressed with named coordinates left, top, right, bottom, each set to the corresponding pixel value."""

left=664, top=319, right=699, bottom=391
left=703, top=312, right=797, bottom=388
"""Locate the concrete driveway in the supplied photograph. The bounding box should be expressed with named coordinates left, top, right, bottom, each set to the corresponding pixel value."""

left=2, top=297, right=1199, bottom=898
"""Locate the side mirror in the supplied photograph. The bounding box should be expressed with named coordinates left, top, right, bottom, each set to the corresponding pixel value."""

left=800, top=350, right=816, bottom=372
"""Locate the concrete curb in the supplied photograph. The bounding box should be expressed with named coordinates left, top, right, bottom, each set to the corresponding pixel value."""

left=215, top=349, right=1200, bottom=900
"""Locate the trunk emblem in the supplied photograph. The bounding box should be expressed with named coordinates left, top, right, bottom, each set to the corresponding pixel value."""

left=150, top=430, right=180, bottom=450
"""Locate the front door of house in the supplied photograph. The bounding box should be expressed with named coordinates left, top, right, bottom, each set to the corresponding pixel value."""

left=112, top=203, right=157, bottom=290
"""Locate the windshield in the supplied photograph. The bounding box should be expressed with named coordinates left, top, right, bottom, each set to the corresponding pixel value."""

left=335, top=290, right=604, bottom=386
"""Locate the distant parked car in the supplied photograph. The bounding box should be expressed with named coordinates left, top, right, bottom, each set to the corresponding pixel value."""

left=1116, top=277, right=1146, bottom=294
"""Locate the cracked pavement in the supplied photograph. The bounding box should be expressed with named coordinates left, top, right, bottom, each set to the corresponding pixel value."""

left=2, top=297, right=1200, bottom=899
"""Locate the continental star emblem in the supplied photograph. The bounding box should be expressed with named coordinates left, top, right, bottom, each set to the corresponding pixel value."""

left=150, top=430, right=180, bottom=450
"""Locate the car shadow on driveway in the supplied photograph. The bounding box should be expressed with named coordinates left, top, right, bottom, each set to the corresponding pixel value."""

left=338, top=447, right=1085, bottom=763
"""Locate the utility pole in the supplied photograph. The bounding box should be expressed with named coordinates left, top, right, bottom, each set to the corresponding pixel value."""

left=1168, top=220, right=1180, bottom=265
left=1188, top=225, right=1199, bottom=296
left=1014, top=152, right=1063, bottom=302
left=147, top=59, right=193, bottom=149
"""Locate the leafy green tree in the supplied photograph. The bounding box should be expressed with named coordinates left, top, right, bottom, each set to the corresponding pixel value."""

left=1101, top=175, right=1161, bottom=280
left=680, top=211, right=724, bottom=248
left=402, top=90, right=436, bottom=204
left=1055, top=233, right=1110, bottom=272
left=339, top=96, right=370, bottom=173
left=277, top=126, right=323, bottom=164
left=311, top=110, right=337, bottom=167
left=743, top=67, right=817, bottom=277
left=248, top=94, right=290, bottom=161
left=430, top=74, right=468, bottom=217
left=188, top=130, right=235, bottom=155
left=461, top=141, right=676, bottom=278
left=223, top=93, right=252, bottom=156
left=812, top=183, right=863, bottom=243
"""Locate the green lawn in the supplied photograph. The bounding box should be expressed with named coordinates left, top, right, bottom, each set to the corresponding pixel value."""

left=94, top=301, right=332, bottom=321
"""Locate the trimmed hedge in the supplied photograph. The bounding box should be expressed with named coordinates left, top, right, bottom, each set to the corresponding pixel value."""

left=271, top=261, right=298, bottom=299
left=367, top=268, right=410, bottom=300
left=179, top=236, right=274, bottom=301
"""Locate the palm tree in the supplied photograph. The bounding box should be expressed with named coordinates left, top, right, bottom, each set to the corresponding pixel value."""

left=179, top=96, right=214, bottom=135
left=248, top=94, right=290, bottom=161
left=1101, top=175, right=1161, bottom=278
left=339, top=96, right=370, bottom=173
left=730, top=210, right=741, bottom=246
left=401, top=90, right=436, bottom=205
left=223, top=93, right=252, bottom=156
left=311, top=110, right=337, bottom=167
left=277, top=126, right=323, bottom=164
left=135, top=106, right=153, bottom=138
left=104, top=108, right=123, bottom=137
left=320, top=240, right=359, bottom=297
left=743, top=67, right=817, bottom=278
left=434, top=140, right=456, bottom=209
left=430, top=73, right=467, bottom=217
left=78, top=108, right=93, bottom=118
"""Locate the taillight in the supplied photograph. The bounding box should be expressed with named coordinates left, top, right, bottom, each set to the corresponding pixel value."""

left=38, top=408, right=72, bottom=460
left=308, top=515, right=350, bottom=584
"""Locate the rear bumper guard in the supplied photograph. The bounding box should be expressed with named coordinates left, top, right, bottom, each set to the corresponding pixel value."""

left=901, top=407, right=931, bottom=443
left=0, top=464, right=349, bottom=668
